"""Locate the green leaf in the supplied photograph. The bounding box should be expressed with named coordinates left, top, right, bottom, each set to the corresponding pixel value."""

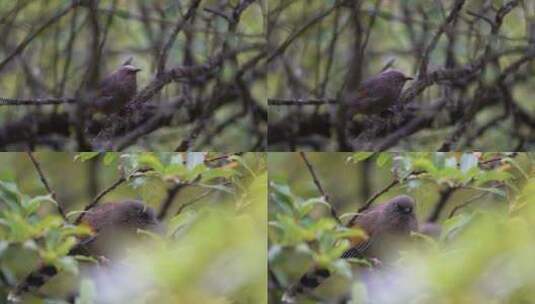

left=376, top=153, right=392, bottom=168
left=200, top=167, right=237, bottom=182
left=164, top=163, right=188, bottom=177
left=231, top=154, right=256, bottom=177
left=56, top=256, right=79, bottom=275
left=23, top=194, right=56, bottom=216
left=504, top=157, right=529, bottom=180
left=0, top=181, right=22, bottom=212
left=349, top=152, right=374, bottom=163
left=474, top=170, right=514, bottom=186
left=412, top=158, right=438, bottom=176
left=73, top=255, right=99, bottom=264
left=138, top=153, right=165, bottom=173
left=270, top=182, right=297, bottom=216
left=33, top=216, right=64, bottom=235
left=54, top=236, right=78, bottom=256
left=103, top=153, right=118, bottom=166
left=186, top=164, right=209, bottom=181
left=74, top=152, right=100, bottom=162
left=298, top=197, right=330, bottom=217
left=60, top=225, right=93, bottom=238
left=333, top=227, right=366, bottom=239
left=331, top=259, right=352, bottom=278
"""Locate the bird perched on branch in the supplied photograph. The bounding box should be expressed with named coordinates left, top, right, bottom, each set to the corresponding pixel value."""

left=282, top=195, right=418, bottom=303
left=91, top=58, right=141, bottom=114
left=345, top=69, right=413, bottom=115
left=9, top=200, right=159, bottom=301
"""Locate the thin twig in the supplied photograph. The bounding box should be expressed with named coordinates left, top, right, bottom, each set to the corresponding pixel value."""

left=174, top=185, right=225, bottom=216
left=74, top=168, right=153, bottom=224
left=0, top=97, right=75, bottom=106
left=346, top=179, right=399, bottom=227
left=448, top=192, right=486, bottom=218
left=358, top=179, right=398, bottom=213
left=418, top=0, right=466, bottom=76
left=26, top=151, right=67, bottom=220
left=347, top=170, right=424, bottom=226
left=74, top=175, right=126, bottom=224
left=175, top=117, right=207, bottom=152
left=267, top=2, right=342, bottom=63
left=0, top=0, right=81, bottom=73
left=299, top=152, right=341, bottom=224
left=158, top=176, right=202, bottom=220
left=157, top=0, right=201, bottom=74
left=204, top=152, right=244, bottom=163
left=268, top=98, right=337, bottom=106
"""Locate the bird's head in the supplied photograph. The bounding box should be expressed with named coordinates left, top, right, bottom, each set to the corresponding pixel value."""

left=118, top=65, right=142, bottom=76
left=382, top=69, right=414, bottom=84
left=391, top=195, right=415, bottom=215
left=119, top=200, right=160, bottom=231
left=382, top=195, right=418, bottom=233
left=85, top=200, right=160, bottom=233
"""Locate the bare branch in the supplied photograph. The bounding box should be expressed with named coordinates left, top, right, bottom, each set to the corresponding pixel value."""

left=26, top=151, right=67, bottom=221
left=299, top=152, right=341, bottom=224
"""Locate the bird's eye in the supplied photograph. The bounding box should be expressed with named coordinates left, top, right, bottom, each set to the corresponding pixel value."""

left=396, top=204, right=412, bottom=214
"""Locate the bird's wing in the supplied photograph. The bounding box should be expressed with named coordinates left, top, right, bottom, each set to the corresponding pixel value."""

left=341, top=238, right=373, bottom=258
left=342, top=207, right=383, bottom=258
left=350, top=83, right=384, bottom=110
left=68, top=235, right=97, bottom=256
left=92, top=95, right=114, bottom=109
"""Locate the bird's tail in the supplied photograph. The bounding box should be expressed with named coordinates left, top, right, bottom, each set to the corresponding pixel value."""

left=281, top=267, right=331, bottom=303
left=8, top=264, right=58, bottom=302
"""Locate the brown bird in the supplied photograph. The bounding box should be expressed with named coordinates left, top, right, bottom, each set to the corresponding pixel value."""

left=91, top=63, right=141, bottom=114
left=10, top=200, right=159, bottom=299
left=346, top=69, right=413, bottom=115
left=282, top=195, right=418, bottom=302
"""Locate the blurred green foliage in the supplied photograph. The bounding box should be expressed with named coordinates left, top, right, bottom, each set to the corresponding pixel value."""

left=0, top=152, right=266, bottom=304
left=268, top=152, right=535, bottom=303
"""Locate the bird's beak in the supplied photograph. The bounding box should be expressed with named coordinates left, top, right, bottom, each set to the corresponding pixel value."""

left=405, top=76, right=414, bottom=80
left=134, top=68, right=142, bottom=73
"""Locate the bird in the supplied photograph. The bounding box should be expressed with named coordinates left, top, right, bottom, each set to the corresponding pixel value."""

left=91, top=62, right=141, bottom=114
left=9, top=200, right=159, bottom=300
left=345, top=69, right=413, bottom=115
left=282, top=195, right=419, bottom=303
